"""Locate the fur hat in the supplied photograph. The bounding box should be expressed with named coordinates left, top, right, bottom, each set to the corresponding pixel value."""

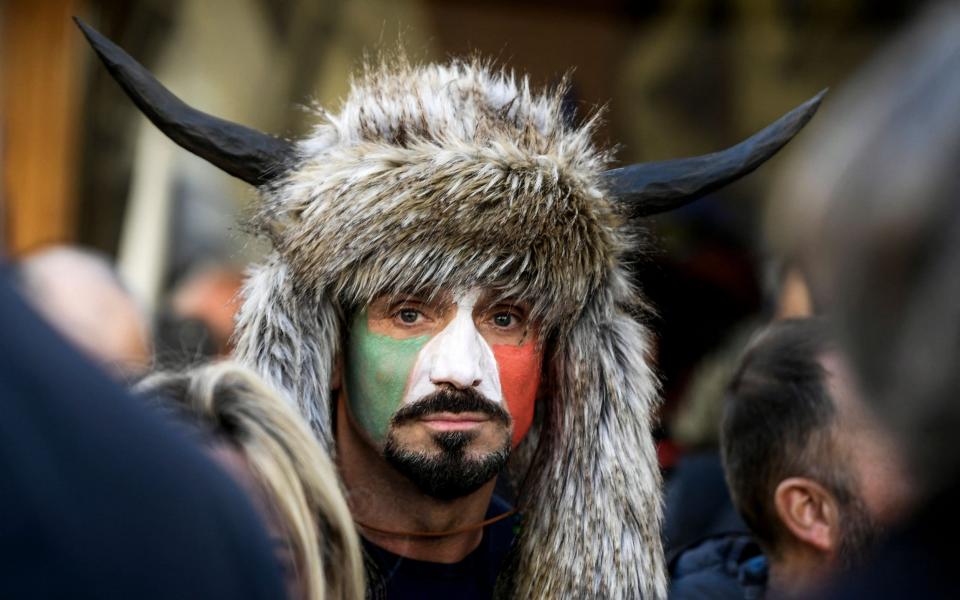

left=79, top=19, right=822, bottom=598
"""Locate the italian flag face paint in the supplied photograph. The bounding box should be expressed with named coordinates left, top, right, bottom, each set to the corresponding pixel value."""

left=345, top=310, right=429, bottom=443
left=343, top=303, right=543, bottom=447
left=493, top=341, right=541, bottom=447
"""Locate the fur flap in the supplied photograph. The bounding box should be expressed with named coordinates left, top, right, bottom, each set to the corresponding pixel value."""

left=501, top=267, right=665, bottom=598
left=233, top=253, right=340, bottom=450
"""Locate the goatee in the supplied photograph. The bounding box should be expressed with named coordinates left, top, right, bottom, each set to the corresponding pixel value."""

left=384, top=388, right=511, bottom=500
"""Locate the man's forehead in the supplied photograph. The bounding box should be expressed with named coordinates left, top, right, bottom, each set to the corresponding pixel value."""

left=368, top=287, right=530, bottom=309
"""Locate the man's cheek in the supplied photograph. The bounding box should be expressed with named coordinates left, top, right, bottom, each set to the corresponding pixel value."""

left=345, top=311, right=428, bottom=443
left=492, top=342, right=542, bottom=447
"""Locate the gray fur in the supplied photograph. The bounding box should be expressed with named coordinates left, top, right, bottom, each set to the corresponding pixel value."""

left=233, top=255, right=341, bottom=449
left=234, top=57, right=666, bottom=598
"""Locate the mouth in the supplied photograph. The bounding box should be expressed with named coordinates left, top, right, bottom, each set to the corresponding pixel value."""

left=418, top=411, right=491, bottom=432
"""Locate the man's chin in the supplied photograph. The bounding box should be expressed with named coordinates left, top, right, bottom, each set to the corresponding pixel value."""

left=383, top=433, right=510, bottom=501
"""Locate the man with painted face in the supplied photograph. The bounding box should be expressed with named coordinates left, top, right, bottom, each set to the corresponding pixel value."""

left=78, top=19, right=822, bottom=598
left=336, top=289, right=541, bottom=598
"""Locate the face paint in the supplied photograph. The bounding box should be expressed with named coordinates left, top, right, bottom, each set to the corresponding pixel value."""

left=404, top=290, right=503, bottom=407
left=344, top=309, right=429, bottom=443
left=492, top=340, right=541, bottom=447
left=344, top=290, right=542, bottom=446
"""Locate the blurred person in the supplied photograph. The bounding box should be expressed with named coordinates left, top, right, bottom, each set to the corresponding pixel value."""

left=14, top=244, right=151, bottom=378
left=168, top=262, right=245, bottom=355
left=78, top=18, right=822, bottom=598
left=768, top=3, right=960, bottom=597
left=154, top=263, right=245, bottom=368
left=664, top=256, right=817, bottom=568
left=137, top=362, right=365, bottom=600
left=707, top=319, right=909, bottom=599
left=0, top=268, right=284, bottom=597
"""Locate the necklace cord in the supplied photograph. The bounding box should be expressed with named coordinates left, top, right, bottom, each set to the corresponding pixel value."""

left=354, top=508, right=517, bottom=539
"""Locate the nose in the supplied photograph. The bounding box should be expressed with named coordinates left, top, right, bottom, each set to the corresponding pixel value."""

left=428, top=312, right=487, bottom=390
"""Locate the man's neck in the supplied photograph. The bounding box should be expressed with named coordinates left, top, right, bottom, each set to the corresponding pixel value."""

left=335, top=397, right=496, bottom=563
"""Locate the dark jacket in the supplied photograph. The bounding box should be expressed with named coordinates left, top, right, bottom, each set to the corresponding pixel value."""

left=666, top=452, right=767, bottom=599
left=0, top=272, right=284, bottom=599
left=664, top=452, right=748, bottom=558
left=670, top=533, right=767, bottom=600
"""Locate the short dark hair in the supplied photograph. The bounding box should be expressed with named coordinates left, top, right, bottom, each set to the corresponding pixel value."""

left=721, top=318, right=845, bottom=555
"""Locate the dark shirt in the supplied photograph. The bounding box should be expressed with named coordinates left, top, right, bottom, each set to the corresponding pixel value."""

left=0, top=271, right=285, bottom=599
left=363, top=495, right=518, bottom=600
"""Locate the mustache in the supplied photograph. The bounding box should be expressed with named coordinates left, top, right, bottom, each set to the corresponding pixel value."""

left=391, top=387, right=511, bottom=426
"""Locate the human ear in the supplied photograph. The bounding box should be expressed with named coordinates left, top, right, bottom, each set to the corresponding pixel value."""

left=774, top=477, right=839, bottom=553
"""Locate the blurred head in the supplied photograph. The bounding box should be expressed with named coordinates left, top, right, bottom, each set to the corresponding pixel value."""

left=768, top=3, right=960, bottom=499
left=169, top=263, right=246, bottom=356
left=138, top=362, right=364, bottom=600
left=721, top=319, right=910, bottom=585
left=15, top=245, right=151, bottom=378
left=339, top=286, right=542, bottom=500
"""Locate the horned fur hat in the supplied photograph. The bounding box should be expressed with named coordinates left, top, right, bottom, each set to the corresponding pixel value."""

left=79, top=18, right=822, bottom=598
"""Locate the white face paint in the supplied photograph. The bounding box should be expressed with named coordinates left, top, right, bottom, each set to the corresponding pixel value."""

left=402, top=289, right=504, bottom=406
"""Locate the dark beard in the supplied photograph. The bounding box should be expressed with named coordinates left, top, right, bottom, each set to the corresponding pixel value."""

left=837, top=495, right=883, bottom=570
left=383, top=388, right=512, bottom=501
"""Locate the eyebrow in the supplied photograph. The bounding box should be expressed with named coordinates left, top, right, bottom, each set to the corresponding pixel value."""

left=476, top=290, right=530, bottom=311
left=372, top=289, right=455, bottom=309
left=373, top=288, right=453, bottom=302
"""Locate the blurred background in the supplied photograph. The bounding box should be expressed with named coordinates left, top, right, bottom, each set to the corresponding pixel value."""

left=0, top=0, right=921, bottom=448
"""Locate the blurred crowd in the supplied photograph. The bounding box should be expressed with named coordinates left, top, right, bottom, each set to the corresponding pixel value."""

left=3, top=2, right=960, bottom=599
left=666, top=3, right=960, bottom=597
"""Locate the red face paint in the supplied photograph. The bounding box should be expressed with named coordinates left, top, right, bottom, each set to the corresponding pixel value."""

left=492, top=341, right=542, bottom=447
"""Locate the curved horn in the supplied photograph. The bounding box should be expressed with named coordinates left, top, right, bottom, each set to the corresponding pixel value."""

left=75, top=17, right=296, bottom=187
left=603, top=90, right=826, bottom=218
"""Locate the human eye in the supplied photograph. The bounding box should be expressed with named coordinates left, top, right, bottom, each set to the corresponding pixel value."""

left=396, top=307, right=423, bottom=325
left=488, top=305, right=524, bottom=330
left=366, top=294, right=439, bottom=338
left=390, top=299, right=431, bottom=327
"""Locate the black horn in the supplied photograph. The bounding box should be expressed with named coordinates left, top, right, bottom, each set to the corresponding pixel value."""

left=604, top=90, right=826, bottom=218
left=75, top=17, right=297, bottom=187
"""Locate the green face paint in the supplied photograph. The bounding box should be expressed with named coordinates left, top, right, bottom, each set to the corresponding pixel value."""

left=344, top=309, right=430, bottom=443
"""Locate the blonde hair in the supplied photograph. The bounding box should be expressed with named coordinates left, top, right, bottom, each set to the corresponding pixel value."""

left=138, top=362, right=364, bottom=600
